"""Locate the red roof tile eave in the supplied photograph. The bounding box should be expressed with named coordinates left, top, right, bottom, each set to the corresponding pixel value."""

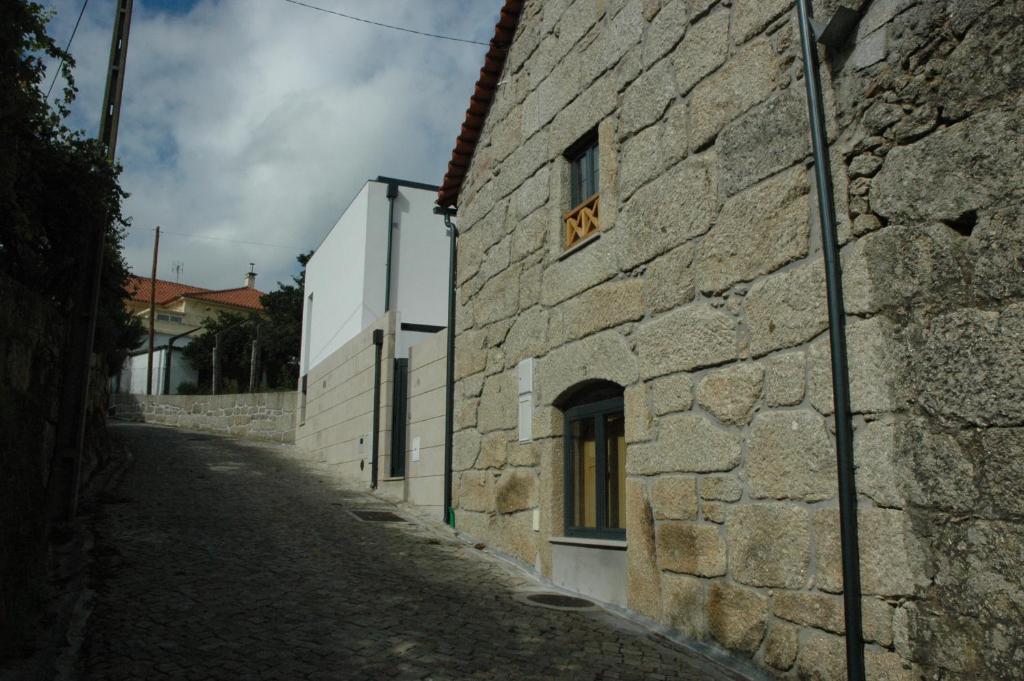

left=436, top=0, right=525, bottom=210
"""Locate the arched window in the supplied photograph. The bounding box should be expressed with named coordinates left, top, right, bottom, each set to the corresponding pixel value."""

left=560, top=382, right=625, bottom=539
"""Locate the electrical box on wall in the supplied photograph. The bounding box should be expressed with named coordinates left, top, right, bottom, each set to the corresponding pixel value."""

left=517, top=358, right=534, bottom=442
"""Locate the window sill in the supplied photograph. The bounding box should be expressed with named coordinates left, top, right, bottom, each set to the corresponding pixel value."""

left=558, top=232, right=601, bottom=261
left=549, top=535, right=627, bottom=550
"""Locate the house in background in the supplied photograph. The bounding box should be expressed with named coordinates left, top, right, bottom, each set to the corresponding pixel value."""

left=117, top=270, right=265, bottom=394
left=296, top=176, right=451, bottom=517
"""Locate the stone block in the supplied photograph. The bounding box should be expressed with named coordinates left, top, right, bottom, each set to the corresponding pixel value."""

left=540, top=237, right=619, bottom=307
left=626, top=478, right=661, bottom=618
left=864, top=597, right=894, bottom=647
left=773, top=591, right=845, bottom=635
left=641, top=0, right=688, bottom=67
left=978, top=428, right=1024, bottom=517
left=619, top=58, right=676, bottom=139
left=619, top=124, right=665, bottom=200
left=659, top=573, right=708, bottom=640
left=673, top=7, right=729, bottom=94
left=474, top=265, right=520, bottom=326
left=624, top=383, right=654, bottom=444
left=763, top=622, right=799, bottom=671
left=871, top=110, right=1024, bottom=224
left=707, top=582, right=768, bottom=655
left=495, top=468, right=537, bottom=514
left=763, top=351, right=805, bottom=407
left=916, top=303, right=1024, bottom=427
left=477, top=372, right=517, bottom=434
left=502, top=306, right=549, bottom=368
left=655, top=522, right=726, bottom=577
left=727, top=505, right=811, bottom=588
left=701, top=501, right=726, bottom=524
left=581, top=0, right=645, bottom=83
left=535, top=330, right=638, bottom=406
left=700, top=475, right=742, bottom=502
left=615, top=151, right=718, bottom=270
left=642, top=243, right=695, bottom=315
left=458, top=470, right=493, bottom=512
left=636, top=304, right=737, bottom=378
left=697, top=165, right=810, bottom=293
left=563, top=278, right=645, bottom=341
left=651, top=475, right=698, bottom=520
left=650, top=372, right=693, bottom=415
left=808, top=316, right=901, bottom=415
left=696, top=363, right=764, bottom=426
left=627, top=413, right=741, bottom=474
left=688, top=37, right=779, bottom=150
left=661, top=100, right=689, bottom=167
left=452, top=429, right=481, bottom=471
left=717, top=89, right=809, bottom=196
left=732, top=0, right=791, bottom=44
left=747, top=411, right=834, bottom=502
left=814, top=507, right=919, bottom=596
left=744, top=262, right=828, bottom=357
left=796, top=631, right=846, bottom=681
left=477, top=431, right=509, bottom=470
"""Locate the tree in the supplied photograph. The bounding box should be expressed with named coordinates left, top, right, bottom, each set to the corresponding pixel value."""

left=258, top=251, right=312, bottom=388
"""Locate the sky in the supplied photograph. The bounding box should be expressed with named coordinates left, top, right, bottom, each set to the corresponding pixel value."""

left=39, top=0, right=501, bottom=293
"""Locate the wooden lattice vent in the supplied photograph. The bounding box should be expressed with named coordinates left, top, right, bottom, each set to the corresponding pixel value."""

left=564, top=193, right=600, bottom=249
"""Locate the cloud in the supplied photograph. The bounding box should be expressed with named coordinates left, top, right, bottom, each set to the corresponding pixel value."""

left=40, top=0, right=499, bottom=292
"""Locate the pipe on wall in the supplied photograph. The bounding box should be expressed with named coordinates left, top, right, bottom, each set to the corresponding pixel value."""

left=370, top=328, right=384, bottom=490
left=795, top=2, right=865, bottom=680
left=384, top=182, right=399, bottom=313
left=438, top=208, right=458, bottom=526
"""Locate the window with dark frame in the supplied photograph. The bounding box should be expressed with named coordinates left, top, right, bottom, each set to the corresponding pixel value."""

left=563, top=131, right=601, bottom=249
left=563, top=394, right=626, bottom=539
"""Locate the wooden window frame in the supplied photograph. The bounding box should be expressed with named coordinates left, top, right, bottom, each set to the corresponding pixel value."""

left=563, top=130, right=601, bottom=250
left=563, top=395, right=626, bottom=540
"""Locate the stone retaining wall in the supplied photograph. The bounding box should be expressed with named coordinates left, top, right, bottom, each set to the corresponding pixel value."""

left=113, top=392, right=297, bottom=443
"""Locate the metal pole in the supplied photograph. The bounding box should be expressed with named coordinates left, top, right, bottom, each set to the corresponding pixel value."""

left=441, top=210, right=458, bottom=526
left=370, top=329, right=384, bottom=489
left=212, top=333, right=221, bottom=396
left=795, top=3, right=865, bottom=680
left=146, top=226, right=160, bottom=395
left=384, top=182, right=398, bottom=312
left=249, top=324, right=261, bottom=393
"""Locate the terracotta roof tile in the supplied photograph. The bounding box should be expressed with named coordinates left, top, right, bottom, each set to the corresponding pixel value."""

left=184, top=287, right=265, bottom=311
left=125, top=275, right=265, bottom=311
left=437, top=0, right=525, bottom=209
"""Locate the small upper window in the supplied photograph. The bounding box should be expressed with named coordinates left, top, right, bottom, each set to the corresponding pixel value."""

left=156, top=313, right=183, bottom=323
left=564, top=132, right=600, bottom=249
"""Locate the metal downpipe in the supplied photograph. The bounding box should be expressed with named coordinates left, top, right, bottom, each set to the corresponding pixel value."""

left=441, top=209, right=458, bottom=526
left=371, top=328, right=384, bottom=490
left=384, top=182, right=398, bottom=312
left=796, top=2, right=865, bottom=680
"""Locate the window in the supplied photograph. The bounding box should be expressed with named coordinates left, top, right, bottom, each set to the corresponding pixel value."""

left=156, top=313, right=183, bottom=323
left=563, top=132, right=601, bottom=249
left=563, top=393, right=625, bottom=539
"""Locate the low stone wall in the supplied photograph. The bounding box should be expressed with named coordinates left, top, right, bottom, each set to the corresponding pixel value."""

left=113, top=392, right=297, bottom=443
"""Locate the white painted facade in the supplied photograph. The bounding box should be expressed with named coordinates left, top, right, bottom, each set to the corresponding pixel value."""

left=300, top=178, right=448, bottom=376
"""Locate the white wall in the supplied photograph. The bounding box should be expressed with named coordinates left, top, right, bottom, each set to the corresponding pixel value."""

left=118, top=347, right=198, bottom=395
left=301, top=184, right=371, bottom=372
left=391, top=185, right=449, bottom=330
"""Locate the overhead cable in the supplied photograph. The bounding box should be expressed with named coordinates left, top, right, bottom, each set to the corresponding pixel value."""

left=280, top=0, right=488, bottom=46
left=45, top=0, right=91, bottom=100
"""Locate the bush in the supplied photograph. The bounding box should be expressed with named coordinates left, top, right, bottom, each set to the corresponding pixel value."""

left=176, top=381, right=200, bottom=395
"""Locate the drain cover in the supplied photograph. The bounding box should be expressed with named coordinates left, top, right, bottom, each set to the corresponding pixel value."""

left=524, top=593, right=595, bottom=609
left=349, top=510, right=406, bottom=522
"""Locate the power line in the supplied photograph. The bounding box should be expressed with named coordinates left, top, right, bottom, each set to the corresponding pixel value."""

left=280, top=0, right=488, bottom=46
left=45, top=0, right=90, bottom=100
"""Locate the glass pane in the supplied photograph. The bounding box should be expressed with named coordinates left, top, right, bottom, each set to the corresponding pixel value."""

left=590, top=144, right=600, bottom=197
left=604, top=412, right=625, bottom=530
left=570, top=157, right=582, bottom=207
left=572, top=418, right=598, bottom=529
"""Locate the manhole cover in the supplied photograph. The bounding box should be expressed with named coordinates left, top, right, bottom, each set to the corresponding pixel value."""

left=349, top=510, right=406, bottom=522
left=523, top=593, right=596, bottom=610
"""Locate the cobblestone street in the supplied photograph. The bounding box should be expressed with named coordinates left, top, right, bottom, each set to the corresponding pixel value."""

left=78, top=424, right=748, bottom=680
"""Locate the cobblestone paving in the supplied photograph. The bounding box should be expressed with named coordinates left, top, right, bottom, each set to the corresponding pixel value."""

left=79, top=424, right=750, bottom=680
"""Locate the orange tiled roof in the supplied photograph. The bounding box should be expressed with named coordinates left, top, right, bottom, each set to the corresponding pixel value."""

left=125, top=275, right=264, bottom=311
left=126, top=275, right=208, bottom=305
left=184, top=287, right=265, bottom=311
left=437, top=0, right=525, bottom=209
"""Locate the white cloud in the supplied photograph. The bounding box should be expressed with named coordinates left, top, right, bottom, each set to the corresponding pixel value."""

left=40, top=0, right=499, bottom=292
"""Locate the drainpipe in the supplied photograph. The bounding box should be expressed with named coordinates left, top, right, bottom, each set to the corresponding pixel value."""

left=796, top=2, right=865, bottom=680
left=384, top=182, right=399, bottom=313
left=436, top=207, right=458, bottom=526
left=163, top=326, right=202, bottom=395
left=370, top=328, right=384, bottom=489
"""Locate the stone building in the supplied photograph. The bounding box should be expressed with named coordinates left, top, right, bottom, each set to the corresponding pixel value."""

left=435, top=0, right=1023, bottom=679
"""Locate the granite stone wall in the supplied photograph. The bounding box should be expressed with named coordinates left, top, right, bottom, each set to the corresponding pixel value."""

left=451, top=0, right=1022, bottom=678
left=114, top=392, right=298, bottom=444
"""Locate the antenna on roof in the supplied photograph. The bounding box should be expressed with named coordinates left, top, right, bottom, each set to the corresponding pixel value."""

left=172, top=261, right=184, bottom=282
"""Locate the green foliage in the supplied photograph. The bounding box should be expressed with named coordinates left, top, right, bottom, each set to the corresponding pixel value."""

left=175, top=381, right=199, bottom=396
left=258, top=251, right=312, bottom=388
left=0, top=0, right=142, bottom=375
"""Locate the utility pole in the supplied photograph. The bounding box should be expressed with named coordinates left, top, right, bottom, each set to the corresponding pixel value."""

left=212, top=333, right=222, bottom=396
left=146, top=226, right=160, bottom=395
left=49, top=0, right=135, bottom=523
